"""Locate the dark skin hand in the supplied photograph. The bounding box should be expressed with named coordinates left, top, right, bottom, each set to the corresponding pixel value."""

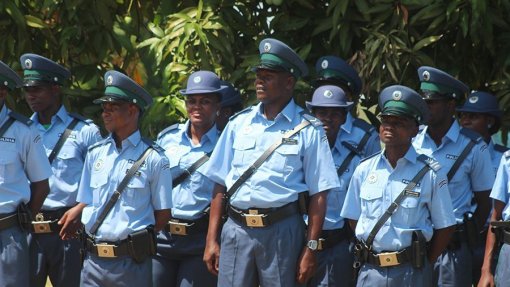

left=29, top=179, right=50, bottom=216
left=203, top=184, right=226, bottom=276
left=296, top=191, right=327, bottom=284
left=427, top=226, right=455, bottom=262
left=59, top=203, right=86, bottom=240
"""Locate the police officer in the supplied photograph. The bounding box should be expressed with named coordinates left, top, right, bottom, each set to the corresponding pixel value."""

left=304, top=85, right=362, bottom=286
left=456, top=90, right=506, bottom=285
left=152, top=70, right=225, bottom=287
left=20, top=53, right=102, bottom=287
left=216, top=80, right=242, bottom=131
left=341, top=85, right=456, bottom=287
left=315, top=55, right=381, bottom=140
left=478, top=152, right=510, bottom=287
left=59, top=70, right=172, bottom=286
left=202, top=38, right=340, bottom=286
left=413, top=66, right=494, bottom=286
left=0, top=60, right=51, bottom=287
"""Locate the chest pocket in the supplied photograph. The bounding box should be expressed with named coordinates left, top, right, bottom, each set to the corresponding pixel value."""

left=0, top=150, right=18, bottom=184
left=232, top=138, right=256, bottom=171
left=56, top=146, right=81, bottom=176
left=122, top=169, right=148, bottom=206
left=359, top=186, right=384, bottom=220
left=90, top=169, right=108, bottom=207
left=270, top=144, right=300, bottom=174
left=393, top=193, right=420, bottom=226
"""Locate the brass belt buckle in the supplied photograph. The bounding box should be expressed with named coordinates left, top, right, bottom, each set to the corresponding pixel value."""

left=378, top=252, right=399, bottom=267
left=168, top=221, right=188, bottom=235
left=245, top=210, right=264, bottom=227
left=96, top=244, right=116, bottom=258
left=32, top=213, right=52, bottom=234
left=317, top=238, right=325, bottom=251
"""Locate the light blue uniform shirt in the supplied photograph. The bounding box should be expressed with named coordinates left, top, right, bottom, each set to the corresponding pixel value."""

left=413, top=121, right=494, bottom=222
left=0, top=105, right=52, bottom=213
left=341, top=147, right=456, bottom=252
left=203, top=100, right=340, bottom=210
left=156, top=121, right=219, bottom=220
left=488, top=140, right=506, bottom=175
left=322, top=122, right=381, bottom=230
left=343, top=113, right=380, bottom=157
left=77, top=131, right=172, bottom=241
left=490, top=153, right=510, bottom=221
left=31, top=106, right=102, bottom=210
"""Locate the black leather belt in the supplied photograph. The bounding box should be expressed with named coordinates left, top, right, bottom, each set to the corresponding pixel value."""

left=85, top=236, right=131, bottom=258
left=0, top=213, right=19, bottom=231
left=502, top=228, right=510, bottom=245
left=165, top=215, right=209, bottom=236
left=366, top=247, right=413, bottom=267
left=317, top=225, right=351, bottom=251
left=30, top=207, right=71, bottom=234
left=228, top=201, right=299, bottom=228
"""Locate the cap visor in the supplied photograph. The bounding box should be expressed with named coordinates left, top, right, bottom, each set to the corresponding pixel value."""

left=93, top=95, right=127, bottom=105
left=23, top=79, right=52, bottom=87
left=180, top=85, right=227, bottom=95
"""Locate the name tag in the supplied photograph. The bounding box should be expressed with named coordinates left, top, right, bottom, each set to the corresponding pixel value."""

left=282, top=138, right=298, bottom=145
left=404, top=190, right=420, bottom=197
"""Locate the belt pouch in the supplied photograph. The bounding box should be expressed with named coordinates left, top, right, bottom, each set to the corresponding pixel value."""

left=128, top=227, right=155, bottom=263
left=464, top=213, right=479, bottom=248
left=298, top=192, right=309, bottom=215
left=411, top=230, right=426, bottom=269
left=17, top=203, right=32, bottom=232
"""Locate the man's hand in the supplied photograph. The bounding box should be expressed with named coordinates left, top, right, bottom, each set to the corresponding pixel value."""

left=477, top=270, right=495, bottom=287
left=58, top=203, right=85, bottom=240
left=296, top=247, right=317, bottom=284
left=203, top=239, right=221, bottom=276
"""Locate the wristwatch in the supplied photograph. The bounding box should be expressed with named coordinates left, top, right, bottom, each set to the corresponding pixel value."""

left=306, top=239, right=318, bottom=251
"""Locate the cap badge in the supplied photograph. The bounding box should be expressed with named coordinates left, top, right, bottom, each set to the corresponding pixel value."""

left=321, top=60, right=328, bottom=69
left=3, top=81, right=7, bottom=86
left=367, top=173, right=377, bottom=184
left=133, top=99, right=137, bottom=104
left=422, top=71, right=430, bottom=81
left=193, top=76, right=202, bottom=84
left=323, top=89, right=333, bottom=98
left=106, top=75, right=113, bottom=85
left=392, top=90, right=402, bottom=100
left=263, top=42, right=271, bottom=52
left=469, top=96, right=478, bottom=104
left=24, top=59, right=32, bottom=69
left=53, top=77, right=58, bottom=82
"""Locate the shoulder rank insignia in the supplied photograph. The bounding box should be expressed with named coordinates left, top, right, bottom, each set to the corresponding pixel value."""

left=417, top=154, right=441, bottom=172
left=69, top=112, right=93, bottom=124
left=302, top=112, right=322, bottom=128
left=229, top=106, right=253, bottom=121
left=8, top=111, right=32, bottom=126
left=157, top=123, right=180, bottom=140
left=359, top=151, right=382, bottom=163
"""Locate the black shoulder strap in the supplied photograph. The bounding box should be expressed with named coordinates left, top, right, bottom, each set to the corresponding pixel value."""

left=337, top=141, right=361, bottom=176
left=172, top=153, right=210, bottom=188
left=89, top=146, right=154, bottom=236
left=447, top=128, right=480, bottom=181
left=0, top=116, right=16, bottom=138
left=224, top=120, right=311, bottom=202
left=48, top=118, right=80, bottom=164
left=365, top=154, right=436, bottom=247
left=353, top=119, right=374, bottom=156
left=494, top=144, right=509, bottom=153
left=68, top=112, right=90, bottom=123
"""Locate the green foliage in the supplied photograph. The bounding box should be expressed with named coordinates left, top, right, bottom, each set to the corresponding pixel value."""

left=1, top=0, right=510, bottom=139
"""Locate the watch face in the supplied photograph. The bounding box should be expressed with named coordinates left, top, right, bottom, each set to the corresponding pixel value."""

left=307, top=240, right=318, bottom=250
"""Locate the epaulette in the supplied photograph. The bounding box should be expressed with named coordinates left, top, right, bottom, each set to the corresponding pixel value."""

left=460, top=128, right=482, bottom=143
left=417, top=154, right=441, bottom=172
left=142, top=137, right=165, bottom=154
left=229, top=106, right=253, bottom=121
left=494, top=144, right=509, bottom=153
left=353, top=118, right=375, bottom=133
left=302, top=112, right=322, bottom=128
left=157, top=123, right=180, bottom=140
left=504, top=150, right=510, bottom=158
left=359, top=151, right=381, bottom=163
left=88, top=138, right=108, bottom=152
left=8, top=111, right=32, bottom=126
left=68, top=112, right=93, bottom=124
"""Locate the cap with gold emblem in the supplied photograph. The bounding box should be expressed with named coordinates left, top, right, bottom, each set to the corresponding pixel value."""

left=20, top=53, right=70, bottom=87
left=0, top=61, right=22, bottom=90
left=378, top=85, right=429, bottom=124
left=93, top=70, right=153, bottom=110
left=254, top=38, right=308, bottom=78
left=417, top=66, right=469, bottom=101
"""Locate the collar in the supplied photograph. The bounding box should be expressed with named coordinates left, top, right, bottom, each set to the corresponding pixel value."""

left=255, top=99, right=297, bottom=123
left=106, top=129, right=142, bottom=149
left=379, top=145, right=417, bottom=166
left=0, top=104, right=7, bottom=124
left=30, top=105, right=68, bottom=125
left=182, top=120, right=219, bottom=146
left=341, top=113, right=355, bottom=134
